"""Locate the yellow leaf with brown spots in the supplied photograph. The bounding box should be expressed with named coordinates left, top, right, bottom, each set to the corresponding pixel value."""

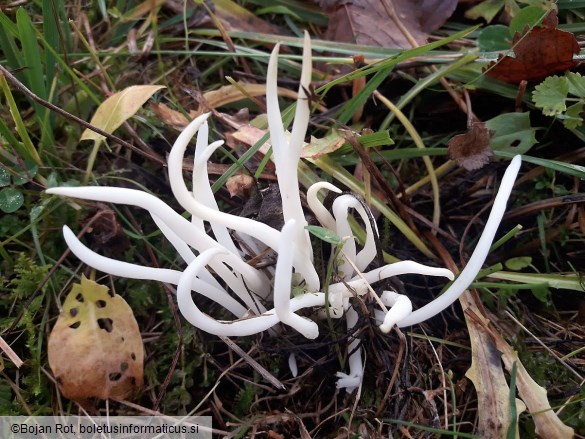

left=48, top=276, right=143, bottom=402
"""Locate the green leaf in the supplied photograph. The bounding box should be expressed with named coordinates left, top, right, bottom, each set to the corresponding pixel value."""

left=530, top=285, right=551, bottom=303
left=561, top=102, right=584, bottom=129
left=504, top=256, right=532, bottom=271
left=306, top=225, right=343, bottom=245
left=487, top=112, right=538, bottom=154
left=12, top=161, right=39, bottom=186
left=0, top=167, right=10, bottom=187
left=465, top=0, right=504, bottom=22
left=301, top=129, right=347, bottom=159
left=0, top=187, right=24, bottom=213
left=565, top=72, right=585, bottom=98
left=532, top=76, right=570, bottom=116
left=478, top=25, right=511, bottom=51
left=0, top=75, right=42, bottom=165
left=509, top=5, right=547, bottom=36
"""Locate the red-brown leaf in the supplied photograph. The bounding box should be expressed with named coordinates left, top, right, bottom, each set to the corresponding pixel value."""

left=485, top=10, right=579, bottom=83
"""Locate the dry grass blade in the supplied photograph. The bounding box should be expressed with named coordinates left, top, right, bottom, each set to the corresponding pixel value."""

left=220, top=336, right=285, bottom=390
left=0, top=335, right=23, bottom=368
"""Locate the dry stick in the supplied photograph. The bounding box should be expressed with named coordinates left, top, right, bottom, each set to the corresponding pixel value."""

left=0, top=65, right=165, bottom=166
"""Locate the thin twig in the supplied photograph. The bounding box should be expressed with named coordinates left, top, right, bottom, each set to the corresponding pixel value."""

left=0, top=65, right=165, bottom=166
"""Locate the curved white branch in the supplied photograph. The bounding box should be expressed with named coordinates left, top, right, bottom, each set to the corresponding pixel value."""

left=46, top=186, right=270, bottom=299
left=62, top=226, right=247, bottom=317
left=397, top=155, right=522, bottom=327
left=267, top=33, right=315, bottom=275
left=307, top=181, right=341, bottom=230
left=192, top=122, right=240, bottom=254
left=167, top=116, right=320, bottom=292
left=178, top=250, right=326, bottom=336
left=336, top=305, right=362, bottom=393
left=379, top=291, right=413, bottom=333
left=273, top=220, right=319, bottom=339
left=333, top=194, right=378, bottom=278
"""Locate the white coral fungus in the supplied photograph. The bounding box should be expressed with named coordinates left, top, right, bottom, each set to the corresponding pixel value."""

left=47, top=32, right=522, bottom=393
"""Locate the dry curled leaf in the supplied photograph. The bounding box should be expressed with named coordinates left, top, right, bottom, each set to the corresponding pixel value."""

left=150, top=102, right=192, bottom=130
left=48, top=276, right=143, bottom=402
left=226, top=174, right=255, bottom=198
left=486, top=10, right=579, bottom=83
left=448, top=122, right=494, bottom=171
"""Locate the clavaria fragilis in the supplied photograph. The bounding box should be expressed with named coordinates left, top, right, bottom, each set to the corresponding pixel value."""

left=47, top=31, right=522, bottom=393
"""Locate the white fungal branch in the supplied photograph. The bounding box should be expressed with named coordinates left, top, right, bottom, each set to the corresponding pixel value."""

left=47, top=32, right=523, bottom=393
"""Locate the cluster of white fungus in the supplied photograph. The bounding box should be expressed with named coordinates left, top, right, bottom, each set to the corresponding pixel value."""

left=47, top=33, right=522, bottom=393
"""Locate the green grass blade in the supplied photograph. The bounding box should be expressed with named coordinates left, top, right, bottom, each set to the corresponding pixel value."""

left=488, top=271, right=585, bottom=292
left=336, top=66, right=393, bottom=125
left=16, top=8, right=54, bottom=148
left=506, top=361, right=519, bottom=439
left=495, top=151, right=585, bottom=179
left=17, top=8, right=47, bottom=100
left=42, top=0, right=61, bottom=102
left=319, top=25, right=481, bottom=93
left=0, top=75, right=42, bottom=165
left=0, top=11, right=22, bottom=71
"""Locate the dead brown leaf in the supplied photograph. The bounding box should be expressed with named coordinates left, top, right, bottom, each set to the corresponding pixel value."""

left=463, top=303, right=525, bottom=438
left=319, top=0, right=458, bottom=48
left=486, top=10, right=579, bottom=84
left=226, top=174, right=255, bottom=198
left=48, top=276, right=144, bottom=402
left=448, top=122, right=494, bottom=171
left=491, top=330, right=575, bottom=438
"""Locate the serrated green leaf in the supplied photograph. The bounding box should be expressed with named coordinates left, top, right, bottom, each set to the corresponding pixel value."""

left=306, top=225, right=343, bottom=245
left=561, top=102, right=584, bottom=129
left=504, top=256, right=532, bottom=271
left=478, top=25, right=510, bottom=51
left=0, top=187, right=24, bottom=213
left=565, top=72, right=585, bottom=98
left=487, top=112, right=538, bottom=154
left=532, top=76, right=570, bottom=116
